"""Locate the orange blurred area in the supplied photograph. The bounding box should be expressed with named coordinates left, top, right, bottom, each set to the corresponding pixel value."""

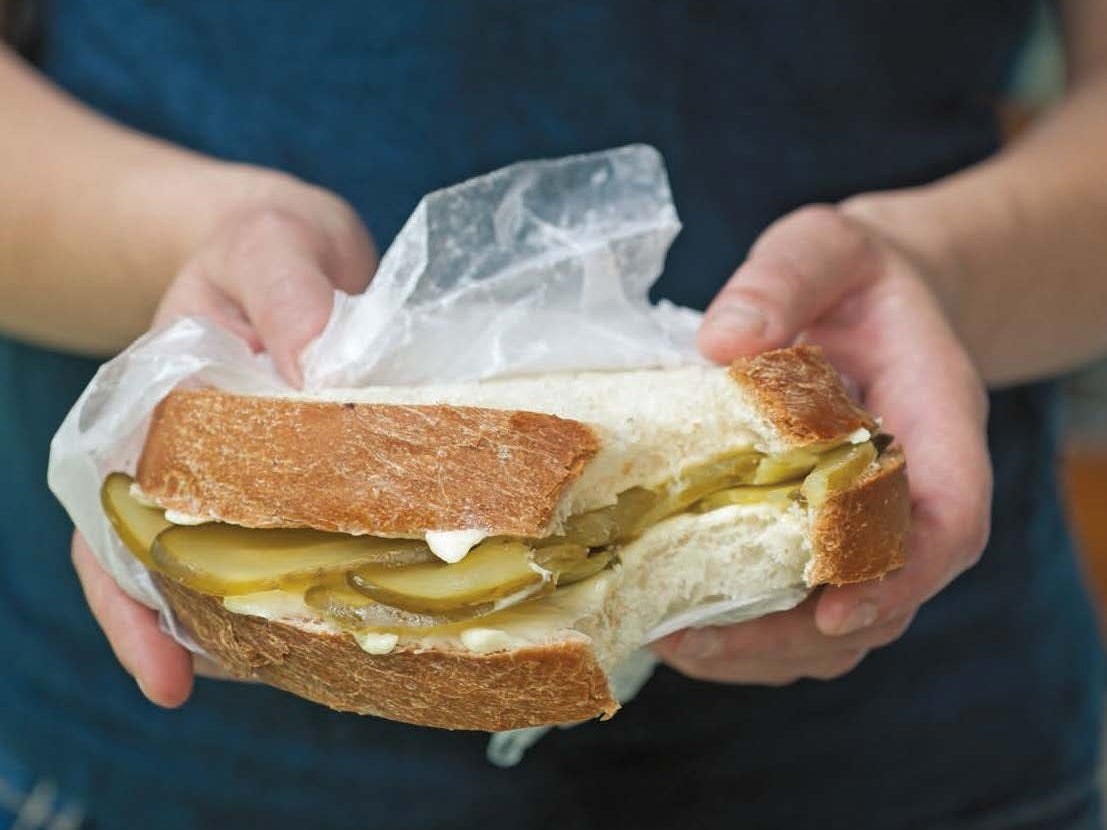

left=1062, top=446, right=1107, bottom=634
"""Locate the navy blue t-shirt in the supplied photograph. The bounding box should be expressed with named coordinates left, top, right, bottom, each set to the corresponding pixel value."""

left=0, top=2, right=1102, bottom=827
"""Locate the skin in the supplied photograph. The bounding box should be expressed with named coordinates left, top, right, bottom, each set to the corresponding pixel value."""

left=2, top=2, right=1104, bottom=704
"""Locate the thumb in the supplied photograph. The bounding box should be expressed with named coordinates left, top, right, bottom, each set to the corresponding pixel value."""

left=698, top=205, right=882, bottom=362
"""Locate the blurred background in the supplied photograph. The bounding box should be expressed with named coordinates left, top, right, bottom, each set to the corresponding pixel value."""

left=1007, top=5, right=1107, bottom=637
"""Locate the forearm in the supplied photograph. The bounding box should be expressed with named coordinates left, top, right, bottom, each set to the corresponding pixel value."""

left=0, top=46, right=283, bottom=355
left=842, top=68, right=1107, bottom=386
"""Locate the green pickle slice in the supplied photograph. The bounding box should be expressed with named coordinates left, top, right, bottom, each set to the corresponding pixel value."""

left=558, top=487, right=660, bottom=547
left=531, top=543, right=614, bottom=585
left=631, top=453, right=761, bottom=530
left=750, top=452, right=819, bottom=485
left=801, top=441, right=878, bottom=505
left=100, top=473, right=173, bottom=568
left=151, top=524, right=437, bottom=596
left=693, top=482, right=802, bottom=513
left=347, top=539, right=550, bottom=614
left=103, top=439, right=880, bottom=623
left=304, top=583, right=456, bottom=628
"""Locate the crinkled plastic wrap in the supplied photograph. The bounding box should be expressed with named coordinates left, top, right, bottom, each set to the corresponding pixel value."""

left=47, top=145, right=807, bottom=753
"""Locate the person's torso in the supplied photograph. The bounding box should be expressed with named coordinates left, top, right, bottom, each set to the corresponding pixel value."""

left=2, top=2, right=1101, bottom=827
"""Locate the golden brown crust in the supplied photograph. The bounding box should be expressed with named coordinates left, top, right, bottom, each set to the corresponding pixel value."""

left=806, top=447, right=910, bottom=586
left=137, top=391, right=599, bottom=538
left=730, top=346, right=877, bottom=446
left=159, top=576, right=618, bottom=731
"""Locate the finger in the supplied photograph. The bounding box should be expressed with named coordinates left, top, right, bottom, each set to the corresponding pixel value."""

left=71, top=533, right=193, bottom=707
left=205, top=209, right=340, bottom=387
left=653, top=599, right=913, bottom=664
left=655, top=612, right=911, bottom=685
left=659, top=643, right=871, bottom=686
left=315, top=200, right=378, bottom=295
left=812, top=276, right=992, bottom=635
left=698, top=205, right=882, bottom=362
left=152, top=268, right=263, bottom=351
left=652, top=598, right=820, bottom=662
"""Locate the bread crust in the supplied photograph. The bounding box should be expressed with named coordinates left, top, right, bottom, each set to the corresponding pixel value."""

left=730, top=346, right=877, bottom=446
left=158, top=575, right=618, bottom=731
left=138, top=346, right=877, bottom=539
left=137, top=392, right=599, bottom=538
left=806, top=447, right=909, bottom=585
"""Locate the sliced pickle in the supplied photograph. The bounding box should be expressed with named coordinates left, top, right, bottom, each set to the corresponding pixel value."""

left=304, top=583, right=456, bottom=628
left=100, top=473, right=172, bottom=568
left=609, top=487, right=663, bottom=540
left=151, top=525, right=437, bottom=596
left=630, top=453, right=761, bottom=532
left=692, top=482, right=801, bottom=513
left=678, top=452, right=761, bottom=497
left=531, top=543, right=614, bottom=585
left=347, top=539, right=549, bottom=614
left=801, top=441, right=878, bottom=505
left=750, top=451, right=819, bottom=485
left=560, top=507, right=619, bottom=547
left=560, top=487, right=661, bottom=547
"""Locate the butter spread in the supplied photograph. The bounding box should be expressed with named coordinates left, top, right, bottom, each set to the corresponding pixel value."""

left=164, top=509, right=212, bottom=526
left=459, top=627, right=517, bottom=653
left=128, top=482, right=159, bottom=507
left=224, top=590, right=317, bottom=621
left=847, top=427, right=872, bottom=445
left=425, top=529, right=487, bottom=563
left=354, top=631, right=400, bottom=654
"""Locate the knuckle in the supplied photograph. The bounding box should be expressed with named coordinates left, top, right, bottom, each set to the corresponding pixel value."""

left=930, top=486, right=992, bottom=575
left=791, top=203, right=880, bottom=270
left=789, top=203, right=842, bottom=233
left=737, top=626, right=796, bottom=660
left=716, top=627, right=770, bottom=660
left=244, top=205, right=303, bottom=237
left=807, top=649, right=868, bottom=681
left=868, top=615, right=914, bottom=648
left=231, top=208, right=320, bottom=263
left=255, top=280, right=330, bottom=340
left=668, top=658, right=723, bottom=684
left=953, top=502, right=991, bottom=571
left=759, top=672, right=800, bottom=688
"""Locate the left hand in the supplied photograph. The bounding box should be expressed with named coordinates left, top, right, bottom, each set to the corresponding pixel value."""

left=71, top=176, right=378, bottom=706
left=652, top=204, right=992, bottom=684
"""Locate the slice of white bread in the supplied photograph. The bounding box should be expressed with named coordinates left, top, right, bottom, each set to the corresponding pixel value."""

left=130, top=347, right=908, bottom=730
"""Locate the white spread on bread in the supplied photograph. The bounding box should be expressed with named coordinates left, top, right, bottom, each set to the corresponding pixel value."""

left=847, top=427, right=872, bottom=445
left=129, top=482, right=160, bottom=507
left=459, top=628, right=517, bottom=653
left=354, top=631, right=400, bottom=654
left=132, top=483, right=214, bottom=527
left=164, top=509, right=212, bottom=526
left=222, top=590, right=337, bottom=633
left=425, top=529, right=487, bottom=563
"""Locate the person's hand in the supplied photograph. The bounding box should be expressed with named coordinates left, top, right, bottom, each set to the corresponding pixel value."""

left=652, top=204, right=991, bottom=684
left=72, top=174, right=377, bottom=706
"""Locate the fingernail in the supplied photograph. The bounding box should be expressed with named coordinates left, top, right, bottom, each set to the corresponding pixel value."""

left=830, top=601, right=879, bottom=636
left=136, top=675, right=153, bottom=702
left=707, top=303, right=767, bottom=338
left=279, top=354, right=305, bottom=390
left=677, top=628, right=723, bottom=659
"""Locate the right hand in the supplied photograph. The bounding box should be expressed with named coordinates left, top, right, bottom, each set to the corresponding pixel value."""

left=72, top=174, right=378, bottom=706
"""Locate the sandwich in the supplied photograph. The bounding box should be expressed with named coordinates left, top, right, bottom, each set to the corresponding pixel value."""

left=100, top=345, right=909, bottom=731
